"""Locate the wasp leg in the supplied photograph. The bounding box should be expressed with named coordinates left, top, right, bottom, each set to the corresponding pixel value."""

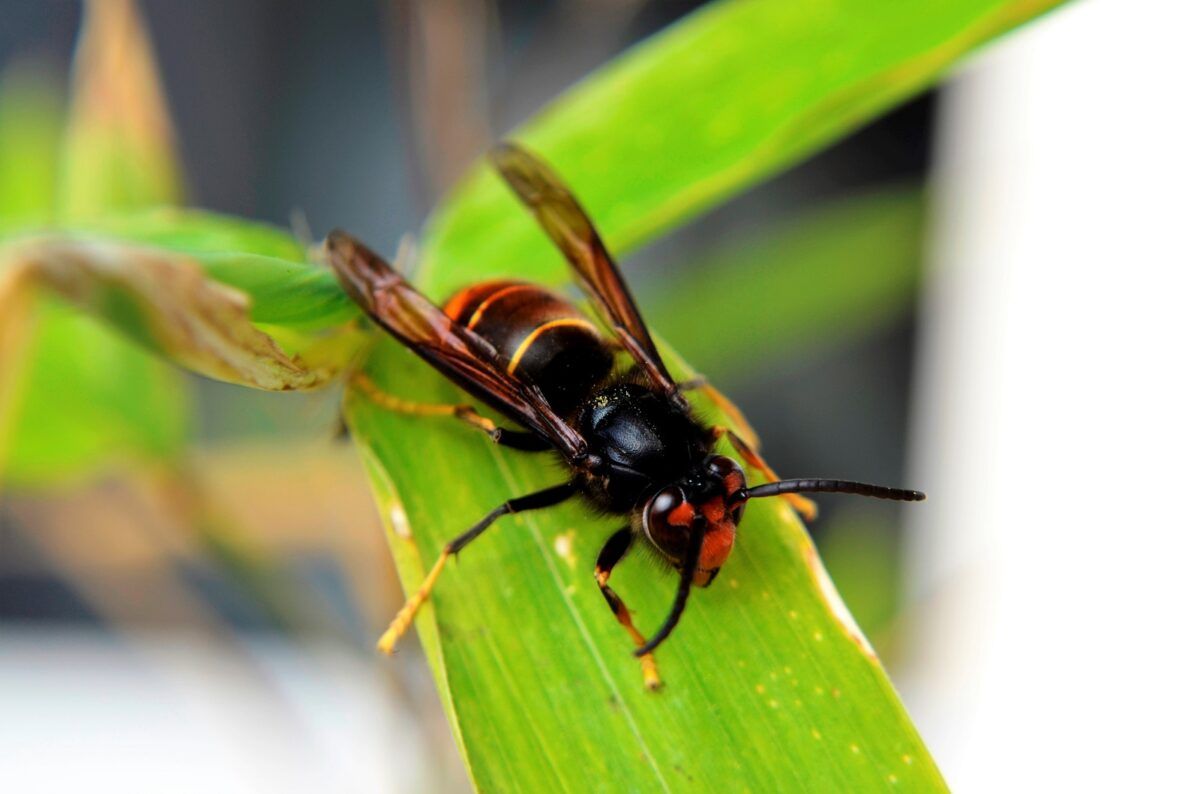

left=377, top=482, right=575, bottom=654
left=595, top=528, right=662, bottom=691
left=712, top=425, right=819, bottom=522
left=678, top=376, right=760, bottom=449
left=351, top=371, right=552, bottom=451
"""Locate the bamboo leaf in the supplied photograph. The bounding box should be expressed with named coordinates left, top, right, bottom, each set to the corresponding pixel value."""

left=344, top=342, right=942, bottom=792
left=0, top=218, right=362, bottom=485
left=74, top=208, right=359, bottom=330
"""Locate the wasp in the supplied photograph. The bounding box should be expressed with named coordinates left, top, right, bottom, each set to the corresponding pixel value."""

left=326, top=143, right=924, bottom=689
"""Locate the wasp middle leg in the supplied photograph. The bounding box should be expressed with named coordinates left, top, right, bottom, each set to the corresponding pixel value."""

left=377, top=482, right=575, bottom=653
left=594, top=527, right=662, bottom=690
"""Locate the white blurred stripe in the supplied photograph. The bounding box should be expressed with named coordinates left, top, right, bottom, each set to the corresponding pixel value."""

left=0, top=629, right=433, bottom=793
left=903, top=0, right=1200, bottom=790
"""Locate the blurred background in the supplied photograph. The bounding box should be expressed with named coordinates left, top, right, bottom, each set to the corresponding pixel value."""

left=1, top=0, right=1196, bottom=791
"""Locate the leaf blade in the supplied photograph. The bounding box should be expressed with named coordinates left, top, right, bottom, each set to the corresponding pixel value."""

left=344, top=341, right=944, bottom=792
left=0, top=0, right=190, bottom=486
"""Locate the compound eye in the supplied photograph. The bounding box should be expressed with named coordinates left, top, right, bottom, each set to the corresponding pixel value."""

left=647, top=485, right=687, bottom=530
left=706, top=455, right=747, bottom=522
left=643, top=485, right=692, bottom=559
left=706, top=455, right=738, bottom=478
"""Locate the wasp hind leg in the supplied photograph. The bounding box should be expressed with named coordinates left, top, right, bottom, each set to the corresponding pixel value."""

left=595, top=528, right=662, bottom=691
left=377, top=482, right=575, bottom=653
left=350, top=371, right=552, bottom=451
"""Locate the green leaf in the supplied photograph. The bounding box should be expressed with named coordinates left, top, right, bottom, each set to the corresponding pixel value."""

left=345, top=342, right=942, bottom=792
left=0, top=217, right=361, bottom=484
left=644, top=185, right=925, bottom=382
left=0, top=64, right=67, bottom=483
left=421, top=0, right=1063, bottom=299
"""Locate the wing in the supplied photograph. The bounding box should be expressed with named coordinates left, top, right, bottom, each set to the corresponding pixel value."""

left=490, top=142, right=678, bottom=398
left=325, top=230, right=588, bottom=460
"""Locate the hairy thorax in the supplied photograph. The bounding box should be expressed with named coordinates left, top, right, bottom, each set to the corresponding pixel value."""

left=574, top=382, right=710, bottom=511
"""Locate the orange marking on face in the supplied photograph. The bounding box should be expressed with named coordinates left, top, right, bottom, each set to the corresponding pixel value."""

left=699, top=521, right=736, bottom=572
left=724, top=470, right=746, bottom=497
left=667, top=502, right=695, bottom=527
left=700, top=497, right=726, bottom=523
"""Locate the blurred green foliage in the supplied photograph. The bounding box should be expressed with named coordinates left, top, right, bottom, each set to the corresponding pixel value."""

left=0, top=65, right=60, bottom=226
left=645, top=185, right=924, bottom=382
left=0, top=1, right=190, bottom=487
left=4, top=297, right=188, bottom=484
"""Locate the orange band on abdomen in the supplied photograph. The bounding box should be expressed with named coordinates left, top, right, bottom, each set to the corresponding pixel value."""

left=467, top=283, right=541, bottom=329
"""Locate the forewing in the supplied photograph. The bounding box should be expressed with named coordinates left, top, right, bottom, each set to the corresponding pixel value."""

left=490, top=142, right=677, bottom=396
left=325, top=230, right=587, bottom=458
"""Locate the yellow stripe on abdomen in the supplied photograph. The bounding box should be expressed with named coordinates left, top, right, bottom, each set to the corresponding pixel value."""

left=506, top=318, right=601, bottom=375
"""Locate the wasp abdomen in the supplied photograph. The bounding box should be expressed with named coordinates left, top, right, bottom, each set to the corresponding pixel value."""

left=444, top=280, right=613, bottom=413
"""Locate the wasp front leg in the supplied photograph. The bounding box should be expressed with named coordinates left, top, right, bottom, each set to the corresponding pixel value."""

left=377, top=483, right=574, bottom=653
left=594, top=528, right=662, bottom=690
